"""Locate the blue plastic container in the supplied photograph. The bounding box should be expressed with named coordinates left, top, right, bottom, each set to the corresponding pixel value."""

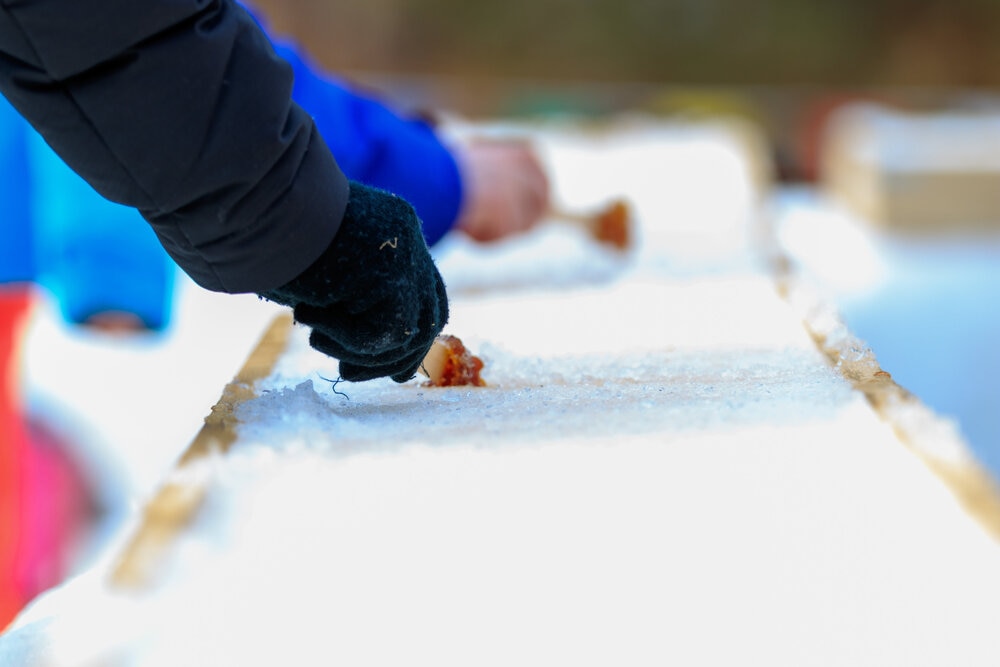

left=27, top=129, right=176, bottom=330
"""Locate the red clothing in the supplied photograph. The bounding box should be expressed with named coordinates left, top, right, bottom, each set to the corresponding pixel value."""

left=0, top=287, right=30, bottom=629
left=1, top=288, right=94, bottom=631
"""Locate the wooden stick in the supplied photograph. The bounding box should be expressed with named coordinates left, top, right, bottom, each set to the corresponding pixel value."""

left=549, top=199, right=632, bottom=250
left=418, top=335, right=487, bottom=387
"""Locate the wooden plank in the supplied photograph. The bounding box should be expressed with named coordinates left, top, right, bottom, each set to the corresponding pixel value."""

left=109, top=313, right=294, bottom=589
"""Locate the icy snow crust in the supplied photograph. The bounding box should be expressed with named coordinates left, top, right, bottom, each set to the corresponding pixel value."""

left=7, top=119, right=1000, bottom=666
left=237, top=277, right=854, bottom=455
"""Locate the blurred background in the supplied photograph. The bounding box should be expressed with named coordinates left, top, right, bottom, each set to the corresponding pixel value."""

left=3, top=0, right=1000, bottom=631
left=252, top=0, right=1000, bottom=180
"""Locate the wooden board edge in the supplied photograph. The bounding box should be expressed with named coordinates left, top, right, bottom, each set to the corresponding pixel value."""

left=108, top=313, right=294, bottom=590
left=774, top=268, right=1000, bottom=542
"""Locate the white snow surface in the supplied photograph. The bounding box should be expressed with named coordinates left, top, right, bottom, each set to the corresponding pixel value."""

left=773, top=186, right=1000, bottom=478
left=8, top=119, right=1000, bottom=666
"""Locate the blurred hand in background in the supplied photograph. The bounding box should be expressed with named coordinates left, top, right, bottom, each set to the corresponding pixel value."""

left=453, top=138, right=551, bottom=243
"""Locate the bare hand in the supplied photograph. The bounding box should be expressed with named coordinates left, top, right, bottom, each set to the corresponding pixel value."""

left=453, top=138, right=550, bottom=243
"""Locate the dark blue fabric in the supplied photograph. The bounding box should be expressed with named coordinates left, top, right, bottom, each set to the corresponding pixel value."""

left=272, top=41, right=463, bottom=247
left=0, top=0, right=348, bottom=294
left=0, top=1, right=458, bottom=326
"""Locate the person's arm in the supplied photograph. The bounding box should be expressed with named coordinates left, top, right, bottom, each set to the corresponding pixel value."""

left=0, top=0, right=446, bottom=382
left=0, top=0, right=343, bottom=294
left=259, top=15, right=550, bottom=248
left=273, top=41, right=463, bottom=248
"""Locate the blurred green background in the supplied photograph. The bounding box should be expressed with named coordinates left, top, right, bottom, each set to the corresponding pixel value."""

left=258, top=0, right=1000, bottom=85
left=253, top=0, right=1000, bottom=179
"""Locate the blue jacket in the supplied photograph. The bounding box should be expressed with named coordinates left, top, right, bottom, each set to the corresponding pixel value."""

left=272, top=40, right=462, bottom=248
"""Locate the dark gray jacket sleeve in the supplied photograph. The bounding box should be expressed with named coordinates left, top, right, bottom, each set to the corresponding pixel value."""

left=0, top=0, right=348, bottom=293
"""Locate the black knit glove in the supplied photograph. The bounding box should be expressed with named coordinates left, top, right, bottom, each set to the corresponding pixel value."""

left=259, top=181, right=448, bottom=382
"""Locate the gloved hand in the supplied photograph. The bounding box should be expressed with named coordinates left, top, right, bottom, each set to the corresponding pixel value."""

left=259, top=181, right=448, bottom=382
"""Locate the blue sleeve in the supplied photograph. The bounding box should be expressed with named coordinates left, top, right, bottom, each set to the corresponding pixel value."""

left=272, top=41, right=463, bottom=247
left=0, top=96, right=33, bottom=284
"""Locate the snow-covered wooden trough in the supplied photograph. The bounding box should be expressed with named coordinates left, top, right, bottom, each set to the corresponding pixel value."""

left=3, top=119, right=999, bottom=666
